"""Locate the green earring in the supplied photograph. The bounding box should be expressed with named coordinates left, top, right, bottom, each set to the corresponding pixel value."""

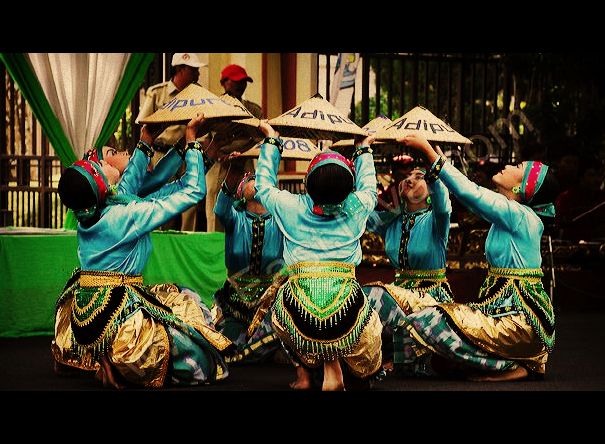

left=426, top=196, right=432, bottom=205
left=512, top=185, right=521, bottom=194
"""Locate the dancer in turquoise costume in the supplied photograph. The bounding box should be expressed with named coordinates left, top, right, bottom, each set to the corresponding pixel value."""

left=52, top=115, right=233, bottom=388
left=254, top=121, right=382, bottom=391
left=363, top=155, right=453, bottom=370
left=211, top=157, right=285, bottom=363
left=393, top=133, right=558, bottom=381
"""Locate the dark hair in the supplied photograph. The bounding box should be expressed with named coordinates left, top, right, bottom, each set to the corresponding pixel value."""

left=58, top=168, right=97, bottom=210
left=531, top=167, right=560, bottom=206
left=306, top=164, right=354, bottom=205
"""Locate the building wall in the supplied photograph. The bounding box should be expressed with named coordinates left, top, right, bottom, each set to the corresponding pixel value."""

left=195, top=53, right=317, bottom=173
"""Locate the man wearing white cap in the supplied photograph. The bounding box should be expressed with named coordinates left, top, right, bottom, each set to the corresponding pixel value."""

left=136, top=52, right=206, bottom=230
left=136, top=53, right=206, bottom=149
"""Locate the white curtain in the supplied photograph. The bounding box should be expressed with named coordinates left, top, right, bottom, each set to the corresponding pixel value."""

left=27, top=53, right=131, bottom=159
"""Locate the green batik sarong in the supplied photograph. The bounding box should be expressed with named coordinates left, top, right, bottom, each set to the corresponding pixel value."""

left=394, top=307, right=517, bottom=374
left=168, top=324, right=228, bottom=385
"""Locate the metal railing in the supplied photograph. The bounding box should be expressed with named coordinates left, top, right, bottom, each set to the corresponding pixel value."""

left=1, top=53, right=534, bottom=228
left=318, top=52, right=520, bottom=165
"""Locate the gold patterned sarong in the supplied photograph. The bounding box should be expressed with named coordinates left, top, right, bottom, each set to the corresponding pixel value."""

left=434, top=267, right=554, bottom=374
left=53, top=269, right=232, bottom=387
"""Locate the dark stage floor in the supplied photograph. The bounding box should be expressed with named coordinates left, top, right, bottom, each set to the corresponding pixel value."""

left=1, top=309, right=604, bottom=392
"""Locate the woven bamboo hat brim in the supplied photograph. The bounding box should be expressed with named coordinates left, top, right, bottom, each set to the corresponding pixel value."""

left=205, top=94, right=265, bottom=139
left=268, top=93, right=367, bottom=142
left=239, top=137, right=320, bottom=160
left=138, top=83, right=251, bottom=124
left=374, top=106, right=472, bottom=144
left=332, top=115, right=393, bottom=148
left=218, top=93, right=255, bottom=116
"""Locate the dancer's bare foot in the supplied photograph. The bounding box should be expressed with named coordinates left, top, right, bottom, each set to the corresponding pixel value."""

left=383, top=360, right=394, bottom=372
left=467, top=365, right=529, bottom=382
left=322, top=359, right=345, bottom=391
left=96, top=357, right=126, bottom=389
left=289, top=365, right=313, bottom=390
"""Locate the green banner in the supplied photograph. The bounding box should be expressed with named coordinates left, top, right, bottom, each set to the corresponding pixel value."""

left=0, top=230, right=226, bottom=337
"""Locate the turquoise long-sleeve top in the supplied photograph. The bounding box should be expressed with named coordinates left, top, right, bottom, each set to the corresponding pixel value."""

left=438, top=162, right=543, bottom=268
left=366, top=179, right=451, bottom=270
left=139, top=147, right=183, bottom=197
left=214, top=190, right=284, bottom=276
left=255, top=143, right=377, bottom=266
left=77, top=148, right=206, bottom=275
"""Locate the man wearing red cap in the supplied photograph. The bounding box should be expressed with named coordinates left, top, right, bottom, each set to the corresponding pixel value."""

left=219, top=64, right=261, bottom=114
left=205, top=64, right=264, bottom=233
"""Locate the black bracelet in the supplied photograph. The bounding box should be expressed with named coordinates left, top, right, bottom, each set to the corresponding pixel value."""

left=351, top=145, right=373, bottom=162
left=187, top=141, right=216, bottom=172
left=200, top=150, right=215, bottom=172
left=186, top=141, right=202, bottom=151
left=424, top=156, right=446, bottom=184
left=172, top=143, right=186, bottom=160
left=221, top=181, right=236, bottom=197
left=136, top=140, right=154, bottom=158
left=263, top=136, right=283, bottom=154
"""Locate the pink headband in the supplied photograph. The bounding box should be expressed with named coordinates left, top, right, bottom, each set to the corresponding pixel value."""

left=236, top=172, right=255, bottom=200
left=521, top=161, right=548, bottom=204
left=72, top=160, right=110, bottom=204
left=306, top=151, right=355, bottom=179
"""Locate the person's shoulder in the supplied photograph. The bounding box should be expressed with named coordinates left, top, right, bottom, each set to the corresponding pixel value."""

left=243, top=100, right=263, bottom=118
left=147, top=81, right=170, bottom=93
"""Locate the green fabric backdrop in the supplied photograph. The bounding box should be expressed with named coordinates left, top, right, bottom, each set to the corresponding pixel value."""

left=0, top=230, right=226, bottom=337
left=0, top=53, right=76, bottom=166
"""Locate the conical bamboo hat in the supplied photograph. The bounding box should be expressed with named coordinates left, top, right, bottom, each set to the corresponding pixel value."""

left=374, top=106, right=472, bottom=144
left=239, top=137, right=320, bottom=160
left=206, top=94, right=264, bottom=139
left=268, top=93, right=367, bottom=141
left=332, top=115, right=393, bottom=149
left=138, top=83, right=251, bottom=124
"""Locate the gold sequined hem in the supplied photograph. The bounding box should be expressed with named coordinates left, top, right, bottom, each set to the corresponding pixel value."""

left=147, top=325, right=170, bottom=388
left=438, top=304, right=549, bottom=373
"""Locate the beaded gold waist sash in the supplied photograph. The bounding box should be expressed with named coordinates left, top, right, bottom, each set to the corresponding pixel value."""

left=274, top=261, right=371, bottom=360
left=79, top=270, right=143, bottom=288
left=475, top=267, right=546, bottom=306
left=487, top=267, right=544, bottom=280
left=286, top=261, right=356, bottom=279
left=228, top=272, right=275, bottom=304
left=392, top=267, right=453, bottom=302
left=285, top=262, right=357, bottom=323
